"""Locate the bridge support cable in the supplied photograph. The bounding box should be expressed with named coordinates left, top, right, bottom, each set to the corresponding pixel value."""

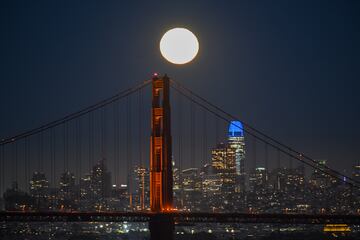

left=63, top=123, right=68, bottom=172
left=265, top=143, right=268, bottom=179
left=101, top=107, right=107, bottom=160
left=202, top=109, right=207, bottom=166
left=113, top=101, right=119, bottom=187
left=170, top=80, right=360, bottom=188
left=138, top=88, right=143, bottom=168
left=0, top=145, right=3, bottom=195
left=14, top=142, right=18, bottom=187
left=176, top=90, right=184, bottom=208
left=170, top=79, right=360, bottom=187
left=50, top=129, right=55, bottom=187
left=75, top=118, right=81, bottom=185
left=126, top=96, right=132, bottom=209
left=190, top=101, right=195, bottom=168
left=38, top=132, right=44, bottom=173
left=88, top=112, right=94, bottom=170
left=252, top=137, right=257, bottom=170
left=0, top=80, right=151, bottom=147
left=216, top=117, right=220, bottom=145
left=277, top=149, right=281, bottom=169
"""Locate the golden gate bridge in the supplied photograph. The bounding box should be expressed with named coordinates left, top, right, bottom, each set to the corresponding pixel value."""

left=0, top=74, right=359, bottom=239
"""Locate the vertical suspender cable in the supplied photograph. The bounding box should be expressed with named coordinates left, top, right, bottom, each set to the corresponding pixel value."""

left=89, top=112, right=94, bottom=170
left=51, top=129, right=55, bottom=187
left=2, top=146, right=6, bottom=191
left=88, top=113, right=91, bottom=170
left=101, top=107, right=106, bottom=160
left=0, top=145, right=3, bottom=195
left=12, top=143, right=15, bottom=185
left=202, top=110, right=207, bottom=167
left=112, top=103, right=116, bottom=185
left=76, top=118, right=81, bottom=184
left=113, top=101, right=119, bottom=186
left=40, top=132, right=43, bottom=172
left=64, top=123, right=68, bottom=172
left=190, top=101, right=195, bottom=168
left=127, top=96, right=132, bottom=203
left=277, top=149, right=280, bottom=169
left=37, top=134, right=41, bottom=172
left=216, top=118, right=219, bottom=145
left=253, top=137, right=257, bottom=170
left=265, top=143, right=268, bottom=180
left=178, top=92, right=182, bottom=172
left=79, top=119, right=82, bottom=184
left=15, top=142, right=18, bottom=186
left=177, top=90, right=183, bottom=207
left=139, top=88, right=143, bottom=167
left=26, top=138, right=30, bottom=189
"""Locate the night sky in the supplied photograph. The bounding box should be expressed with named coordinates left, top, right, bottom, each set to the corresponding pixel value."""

left=1, top=1, right=359, bottom=174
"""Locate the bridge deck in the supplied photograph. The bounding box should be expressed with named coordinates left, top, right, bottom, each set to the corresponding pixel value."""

left=1, top=211, right=360, bottom=224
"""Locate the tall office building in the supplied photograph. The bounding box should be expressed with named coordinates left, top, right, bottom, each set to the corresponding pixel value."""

left=249, top=167, right=267, bottom=191
left=133, top=166, right=149, bottom=210
left=227, top=121, right=246, bottom=191
left=29, top=172, right=49, bottom=197
left=90, top=160, right=112, bottom=198
left=59, top=171, right=76, bottom=199
left=228, top=121, right=245, bottom=175
left=211, top=143, right=236, bottom=173
left=211, top=143, right=236, bottom=194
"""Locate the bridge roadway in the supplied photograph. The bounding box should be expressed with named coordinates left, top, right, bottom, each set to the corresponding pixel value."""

left=1, top=211, right=360, bottom=225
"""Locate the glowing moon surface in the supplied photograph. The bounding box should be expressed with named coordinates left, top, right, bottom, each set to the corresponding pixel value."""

left=160, top=28, right=199, bottom=64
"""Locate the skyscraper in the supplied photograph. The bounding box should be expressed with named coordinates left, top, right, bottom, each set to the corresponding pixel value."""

left=29, top=172, right=49, bottom=198
left=90, top=160, right=112, bottom=198
left=211, top=143, right=236, bottom=194
left=59, top=171, right=76, bottom=200
left=133, top=166, right=149, bottom=210
left=227, top=121, right=246, bottom=191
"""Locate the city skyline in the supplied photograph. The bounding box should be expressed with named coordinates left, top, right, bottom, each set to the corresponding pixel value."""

left=1, top=1, right=359, bottom=239
left=2, top=120, right=359, bottom=214
left=1, top=1, right=359, bottom=173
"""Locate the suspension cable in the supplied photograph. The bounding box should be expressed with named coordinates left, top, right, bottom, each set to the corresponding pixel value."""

left=170, top=79, right=359, bottom=186
left=171, top=82, right=360, bottom=188
left=0, top=80, right=151, bottom=147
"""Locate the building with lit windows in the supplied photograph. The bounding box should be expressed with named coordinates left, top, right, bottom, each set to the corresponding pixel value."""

left=249, top=167, right=267, bottom=191
left=182, top=168, right=202, bottom=211
left=133, top=166, right=149, bottom=210
left=90, top=160, right=112, bottom=198
left=211, top=143, right=236, bottom=195
left=29, top=172, right=49, bottom=197
left=228, top=121, right=245, bottom=174
left=211, top=143, right=236, bottom=173
left=59, top=171, right=76, bottom=199
left=228, top=121, right=246, bottom=192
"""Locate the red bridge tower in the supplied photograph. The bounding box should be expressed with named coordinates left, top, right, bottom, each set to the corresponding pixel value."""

left=150, top=74, right=173, bottom=211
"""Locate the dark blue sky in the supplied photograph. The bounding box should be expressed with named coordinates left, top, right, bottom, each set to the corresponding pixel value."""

left=1, top=1, right=359, bottom=172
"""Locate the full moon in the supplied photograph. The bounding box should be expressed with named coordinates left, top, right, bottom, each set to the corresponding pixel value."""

left=160, top=28, right=199, bottom=64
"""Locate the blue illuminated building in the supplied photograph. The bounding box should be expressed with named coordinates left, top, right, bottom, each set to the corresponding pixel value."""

left=228, top=121, right=246, bottom=192
left=228, top=121, right=244, bottom=137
